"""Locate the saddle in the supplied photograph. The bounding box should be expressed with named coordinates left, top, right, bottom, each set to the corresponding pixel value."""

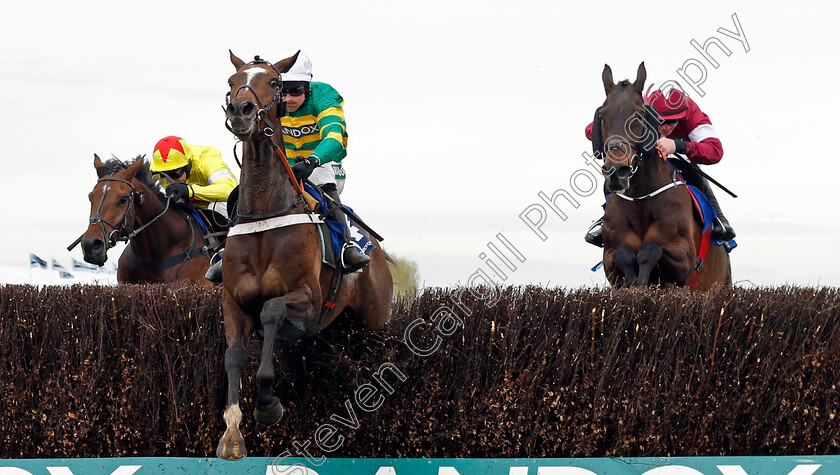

left=193, top=207, right=230, bottom=255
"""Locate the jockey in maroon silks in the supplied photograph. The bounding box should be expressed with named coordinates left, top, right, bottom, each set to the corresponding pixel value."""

left=584, top=81, right=736, bottom=247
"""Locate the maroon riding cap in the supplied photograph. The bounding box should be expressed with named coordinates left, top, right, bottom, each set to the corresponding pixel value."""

left=644, top=82, right=689, bottom=120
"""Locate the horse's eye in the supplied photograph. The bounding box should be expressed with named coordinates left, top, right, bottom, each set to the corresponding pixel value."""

left=118, top=196, right=129, bottom=205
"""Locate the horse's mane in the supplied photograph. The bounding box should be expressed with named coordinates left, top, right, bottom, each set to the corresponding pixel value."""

left=617, top=79, right=632, bottom=87
left=96, top=155, right=167, bottom=203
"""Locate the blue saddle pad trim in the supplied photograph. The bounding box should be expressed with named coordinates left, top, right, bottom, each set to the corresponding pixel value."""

left=304, top=183, right=375, bottom=263
left=684, top=185, right=737, bottom=251
left=189, top=209, right=208, bottom=234
left=685, top=185, right=714, bottom=235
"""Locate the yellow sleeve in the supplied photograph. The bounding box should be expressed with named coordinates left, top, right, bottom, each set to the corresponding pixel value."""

left=186, top=144, right=238, bottom=204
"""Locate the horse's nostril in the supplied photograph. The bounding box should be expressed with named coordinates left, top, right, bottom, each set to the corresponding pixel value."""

left=228, top=101, right=257, bottom=120
left=90, top=239, right=104, bottom=253
left=617, top=166, right=632, bottom=178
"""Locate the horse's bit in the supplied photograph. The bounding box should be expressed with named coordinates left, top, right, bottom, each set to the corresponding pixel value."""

left=601, top=137, right=640, bottom=179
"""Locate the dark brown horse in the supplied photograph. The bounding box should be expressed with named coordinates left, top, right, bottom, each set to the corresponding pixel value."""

left=216, top=51, right=393, bottom=460
left=79, top=155, right=218, bottom=284
left=593, top=63, right=731, bottom=290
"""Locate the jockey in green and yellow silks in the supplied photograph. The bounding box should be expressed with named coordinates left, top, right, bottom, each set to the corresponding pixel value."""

left=280, top=53, right=369, bottom=273
left=281, top=86, right=347, bottom=164
left=279, top=55, right=348, bottom=193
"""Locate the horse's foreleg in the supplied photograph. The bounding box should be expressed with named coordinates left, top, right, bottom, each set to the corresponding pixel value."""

left=217, top=295, right=251, bottom=460
left=636, top=241, right=664, bottom=286
left=659, top=244, right=696, bottom=287
left=217, top=342, right=247, bottom=460
left=254, top=296, right=286, bottom=426
left=612, top=244, right=638, bottom=286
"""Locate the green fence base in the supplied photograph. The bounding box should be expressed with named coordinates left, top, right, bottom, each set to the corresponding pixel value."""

left=1, top=456, right=837, bottom=474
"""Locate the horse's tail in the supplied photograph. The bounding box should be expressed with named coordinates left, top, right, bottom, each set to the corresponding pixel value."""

left=383, top=250, right=396, bottom=266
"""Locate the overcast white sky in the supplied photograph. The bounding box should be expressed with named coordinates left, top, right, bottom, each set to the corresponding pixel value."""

left=1, top=1, right=838, bottom=288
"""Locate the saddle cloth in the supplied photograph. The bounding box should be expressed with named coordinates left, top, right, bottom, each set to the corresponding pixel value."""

left=304, top=183, right=375, bottom=266
left=681, top=184, right=737, bottom=251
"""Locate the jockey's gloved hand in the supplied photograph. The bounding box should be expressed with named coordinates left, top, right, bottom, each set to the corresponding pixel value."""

left=292, top=156, right=320, bottom=181
left=166, top=182, right=192, bottom=201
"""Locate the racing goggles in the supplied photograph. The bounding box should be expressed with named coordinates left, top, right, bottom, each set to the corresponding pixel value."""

left=281, top=84, right=307, bottom=96
left=159, top=166, right=188, bottom=180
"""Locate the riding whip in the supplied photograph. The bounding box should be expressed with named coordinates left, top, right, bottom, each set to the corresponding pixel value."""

left=673, top=154, right=738, bottom=198
left=304, top=179, right=385, bottom=242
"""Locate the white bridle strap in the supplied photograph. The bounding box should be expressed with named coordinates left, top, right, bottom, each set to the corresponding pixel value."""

left=227, top=213, right=323, bottom=236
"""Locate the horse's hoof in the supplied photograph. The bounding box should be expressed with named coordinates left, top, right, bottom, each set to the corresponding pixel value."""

left=216, top=435, right=247, bottom=460
left=254, top=397, right=284, bottom=426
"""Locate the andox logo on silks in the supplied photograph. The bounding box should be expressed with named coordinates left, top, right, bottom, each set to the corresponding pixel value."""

left=282, top=123, right=320, bottom=138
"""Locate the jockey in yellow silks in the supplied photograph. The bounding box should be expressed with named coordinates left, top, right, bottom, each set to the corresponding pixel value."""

left=150, top=136, right=238, bottom=217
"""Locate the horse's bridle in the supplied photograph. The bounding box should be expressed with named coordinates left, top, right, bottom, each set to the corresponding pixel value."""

left=224, top=58, right=286, bottom=139
left=597, top=111, right=685, bottom=201
left=596, top=105, right=659, bottom=181
left=89, top=174, right=171, bottom=249
left=224, top=57, right=307, bottom=210
left=602, top=136, right=640, bottom=179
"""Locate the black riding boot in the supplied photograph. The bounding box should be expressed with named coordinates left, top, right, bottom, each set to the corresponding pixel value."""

left=701, top=178, right=736, bottom=241
left=203, top=187, right=237, bottom=284
left=326, top=190, right=370, bottom=273
left=205, top=250, right=223, bottom=283
left=585, top=217, right=604, bottom=248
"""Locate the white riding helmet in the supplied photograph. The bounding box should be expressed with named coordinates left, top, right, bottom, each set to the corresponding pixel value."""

left=281, top=53, right=313, bottom=82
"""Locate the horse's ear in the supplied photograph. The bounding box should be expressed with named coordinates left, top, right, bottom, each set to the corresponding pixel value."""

left=633, top=62, right=647, bottom=94
left=602, top=64, right=614, bottom=95
left=125, top=157, right=144, bottom=180
left=273, top=50, right=300, bottom=75
left=230, top=50, right=245, bottom=70
left=94, top=154, right=103, bottom=170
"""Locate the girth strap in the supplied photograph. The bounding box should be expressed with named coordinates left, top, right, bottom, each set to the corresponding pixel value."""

left=318, top=264, right=344, bottom=327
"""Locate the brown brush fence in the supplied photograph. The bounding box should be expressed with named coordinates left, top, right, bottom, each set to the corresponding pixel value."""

left=0, top=284, right=838, bottom=458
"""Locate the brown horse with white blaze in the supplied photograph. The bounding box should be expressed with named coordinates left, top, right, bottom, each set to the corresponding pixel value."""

left=594, top=63, right=731, bottom=289
left=216, top=51, right=393, bottom=460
